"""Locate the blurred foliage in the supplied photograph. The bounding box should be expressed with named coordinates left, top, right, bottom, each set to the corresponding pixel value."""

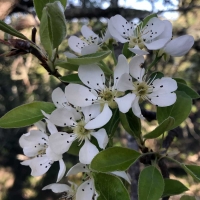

left=0, top=0, right=200, bottom=199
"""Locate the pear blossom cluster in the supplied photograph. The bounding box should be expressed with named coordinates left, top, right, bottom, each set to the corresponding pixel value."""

left=18, top=14, right=194, bottom=199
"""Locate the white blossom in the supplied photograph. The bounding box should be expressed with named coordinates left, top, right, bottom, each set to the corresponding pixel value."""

left=19, top=120, right=66, bottom=182
left=47, top=104, right=109, bottom=164
left=65, top=54, right=129, bottom=124
left=116, top=55, right=178, bottom=118
left=158, top=35, right=194, bottom=61
left=67, top=25, right=111, bottom=56
left=65, top=163, right=131, bottom=200
left=108, top=14, right=172, bottom=55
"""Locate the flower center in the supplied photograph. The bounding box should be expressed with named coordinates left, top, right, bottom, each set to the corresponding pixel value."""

left=129, top=36, right=144, bottom=49
left=99, top=88, right=124, bottom=109
left=133, top=81, right=152, bottom=101
left=73, top=120, right=91, bottom=142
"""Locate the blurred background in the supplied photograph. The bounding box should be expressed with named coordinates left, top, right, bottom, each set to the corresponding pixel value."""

left=0, top=0, right=200, bottom=199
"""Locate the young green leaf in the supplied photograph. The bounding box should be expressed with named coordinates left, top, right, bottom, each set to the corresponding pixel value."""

left=60, top=74, right=82, bottom=84
left=67, top=51, right=111, bottom=65
left=0, top=20, right=28, bottom=40
left=0, top=102, right=55, bottom=128
left=181, top=164, right=200, bottom=182
left=144, top=117, right=175, bottom=139
left=46, top=1, right=66, bottom=49
left=157, top=91, right=192, bottom=129
left=103, top=109, right=120, bottom=138
left=90, top=146, right=141, bottom=172
left=122, top=42, right=134, bottom=59
left=162, top=179, right=188, bottom=197
left=176, top=82, right=200, bottom=99
left=120, top=110, right=141, bottom=138
left=93, top=173, right=130, bottom=200
left=40, top=8, right=53, bottom=57
left=33, top=0, right=67, bottom=20
left=138, top=166, right=164, bottom=200
left=173, top=77, right=187, bottom=85
left=55, top=60, right=79, bottom=71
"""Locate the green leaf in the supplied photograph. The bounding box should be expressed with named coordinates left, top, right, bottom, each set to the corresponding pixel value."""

left=0, top=20, right=28, bottom=40
left=144, top=117, right=175, bottom=139
left=148, top=71, right=164, bottom=82
left=90, top=146, right=141, bottom=172
left=138, top=166, right=164, bottom=200
left=67, top=51, right=111, bottom=65
left=55, top=60, right=79, bottom=71
left=98, top=62, right=113, bottom=75
left=46, top=1, right=66, bottom=49
left=162, top=179, right=188, bottom=197
left=60, top=74, right=82, bottom=84
left=0, top=102, right=55, bottom=128
left=122, top=42, right=134, bottom=59
left=40, top=8, right=53, bottom=57
left=176, top=82, right=200, bottom=99
left=173, top=78, right=187, bottom=85
left=181, top=164, right=200, bottom=182
left=93, top=173, right=130, bottom=200
left=142, top=13, right=158, bottom=27
left=157, top=91, right=192, bottom=129
left=103, top=109, right=120, bottom=137
left=33, top=0, right=67, bottom=20
left=120, top=110, right=141, bottom=138
left=180, top=195, right=196, bottom=200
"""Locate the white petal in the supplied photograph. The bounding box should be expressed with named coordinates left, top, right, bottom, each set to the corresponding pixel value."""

left=49, top=132, right=75, bottom=155
left=81, top=44, right=99, bottom=55
left=46, top=146, right=62, bottom=161
left=156, top=20, right=172, bottom=40
left=117, top=73, right=134, bottom=92
left=129, top=55, right=145, bottom=81
left=49, top=108, right=76, bottom=127
left=84, top=104, right=112, bottom=129
left=111, top=171, right=131, bottom=184
left=81, top=104, right=101, bottom=124
left=65, top=84, right=97, bottom=107
left=76, top=179, right=94, bottom=200
left=145, top=38, right=170, bottom=50
left=42, top=183, right=71, bottom=193
left=34, top=121, right=46, bottom=132
left=68, top=36, right=88, bottom=54
left=163, top=35, right=194, bottom=57
left=21, top=156, right=53, bottom=176
left=148, top=92, right=177, bottom=107
left=79, top=139, right=99, bottom=164
left=114, top=54, right=129, bottom=86
left=46, top=119, right=58, bottom=134
left=41, top=110, right=50, bottom=119
left=142, top=17, right=165, bottom=41
left=81, top=25, right=99, bottom=41
left=108, top=18, right=129, bottom=43
left=91, top=128, right=108, bottom=149
left=101, top=27, right=111, bottom=43
left=131, top=96, right=144, bottom=119
left=129, top=46, right=149, bottom=55
left=57, top=159, right=66, bottom=182
left=52, top=87, right=67, bottom=108
left=78, top=64, right=105, bottom=90
left=152, top=77, right=177, bottom=94
left=115, top=93, right=136, bottom=113
left=66, top=163, right=90, bottom=176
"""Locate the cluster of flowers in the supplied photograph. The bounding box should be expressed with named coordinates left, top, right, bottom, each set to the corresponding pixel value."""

left=19, top=14, right=194, bottom=199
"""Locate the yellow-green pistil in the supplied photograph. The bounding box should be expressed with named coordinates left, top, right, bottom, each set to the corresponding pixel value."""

left=133, top=81, right=152, bottom=102
left=73, top=120, right=91, bottom=142
left=99, top=88, right=124, bottom=109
